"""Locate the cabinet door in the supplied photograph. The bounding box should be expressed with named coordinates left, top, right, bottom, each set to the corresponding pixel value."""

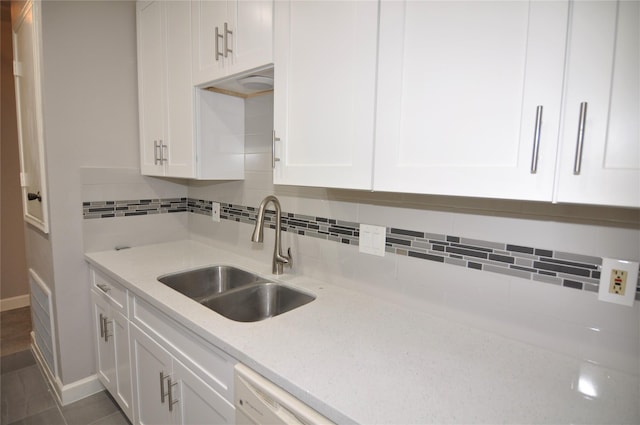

left=555, top=0, right=640, bottom=207
left=173, top=358, right=235, bottom=425
left=12, top=0, right=50, bottom=233
left=113, top=311, right=133, bottom=421
left=164, top=1, right=195, bottom=178
left=137, top=1, right=166, bottom=176
left=92, top=292, right=115, bottom=394
left=227, top=0, right=273, bottom=77
left=273, top=1, right=378, bottom=189
left=131, top=325, right=174, bottom=425
left=374, top=1, right=568, bottom=200
left=192, top=1, right=231, bottom=85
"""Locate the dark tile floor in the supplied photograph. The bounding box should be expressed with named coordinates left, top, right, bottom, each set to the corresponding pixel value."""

left=1, top=308, right=130, bottom=425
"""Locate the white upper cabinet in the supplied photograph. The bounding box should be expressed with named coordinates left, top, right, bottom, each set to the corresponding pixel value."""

left=137, top=1, right=195, bottom=178
left=192, top=0, right=273, bottom=86
left=137, top=1, right=246, bottom=180
left=374, top=0, right=569, bottom=200
left=273, top=0, right=378, bottom=189
left=554, top=0, right=640, bottom=207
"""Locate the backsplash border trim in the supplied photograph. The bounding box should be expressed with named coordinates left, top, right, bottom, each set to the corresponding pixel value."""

left=83, top=197, right=640, bottom=299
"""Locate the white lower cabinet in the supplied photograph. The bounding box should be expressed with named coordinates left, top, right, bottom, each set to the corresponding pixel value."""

left=130, top=325, right=235, bottom=425
left=91, top=273, right=134, bottom=421
left=89, top=267, right=236, bottom=425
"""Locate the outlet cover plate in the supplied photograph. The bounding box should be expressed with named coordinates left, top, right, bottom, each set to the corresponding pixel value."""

left=598, top=258, right=638, bottom=306
left=211, top=202, right=220, bottom=222
left=359, top=224, right=386, bottom=257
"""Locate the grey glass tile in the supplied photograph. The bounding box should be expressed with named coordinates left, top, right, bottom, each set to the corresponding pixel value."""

left=446, top=246, right=488, bottom=259
left=563, top=279, right=583, bottom=290
left=533, top=274, right=562, bottom=286
left=425, top=233, right=446, bottom=241
left=390, top=228, right=424, bottom=238
left=484, top=264, right=531, bottom=279
left=407, top=251, right=444, bottom=263
left=445, top=257, right=466, bottom=267
left=533, top=261, right=591, bottom=277
left=515, top=257, right=533, bottom=268
left=460, top=238, right=505, bottom=250
left=488, top=253, right=515, bottom=264
left=506, top=244, right=534, bottom=254
left=553, top=251, right=602, bottom=266
left=61, top=391, right=119, bottom=425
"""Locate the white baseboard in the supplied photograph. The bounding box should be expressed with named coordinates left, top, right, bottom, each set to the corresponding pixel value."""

left=31, top=332, right=105, bottom=406
left=0, top=294, right=30, bottom=312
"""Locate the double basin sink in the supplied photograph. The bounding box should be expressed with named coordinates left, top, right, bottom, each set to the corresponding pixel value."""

left=157, top=266, right=315, bottom=322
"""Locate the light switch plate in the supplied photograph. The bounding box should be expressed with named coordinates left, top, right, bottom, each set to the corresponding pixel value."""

left=598, top=258, right=638, bottom=306
left=359, top=224, right=386, bottom=257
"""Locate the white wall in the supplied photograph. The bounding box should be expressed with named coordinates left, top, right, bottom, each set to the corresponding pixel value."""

left=189, top=93, right=640, bottom=376
left=38, top=0, right=143, bottom=384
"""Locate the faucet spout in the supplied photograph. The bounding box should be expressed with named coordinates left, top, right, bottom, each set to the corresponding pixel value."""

left=251, top=195, right=293, bottom=275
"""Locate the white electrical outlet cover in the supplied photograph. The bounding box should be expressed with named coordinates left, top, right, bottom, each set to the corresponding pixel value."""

left=598, top=258, right=638, bottom=306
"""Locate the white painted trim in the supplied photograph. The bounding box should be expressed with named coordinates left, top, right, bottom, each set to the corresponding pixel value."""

left=31, top=332, right=105, bottom=406
left=0, top=294, right=30, bottom=312
left=28, top=268, right=58, bottom=378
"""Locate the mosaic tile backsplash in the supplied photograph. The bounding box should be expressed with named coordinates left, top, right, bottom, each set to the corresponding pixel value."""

left=83, top=198, right=640, bottom=299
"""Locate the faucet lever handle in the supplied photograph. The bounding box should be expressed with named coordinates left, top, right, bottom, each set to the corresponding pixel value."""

left=287, top=247, right=293, bottom=268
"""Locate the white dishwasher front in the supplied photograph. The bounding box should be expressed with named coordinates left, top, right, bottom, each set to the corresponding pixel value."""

left=234, top=364, right=334, bottom=425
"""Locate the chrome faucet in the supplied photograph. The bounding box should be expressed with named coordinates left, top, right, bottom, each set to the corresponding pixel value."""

left=251, top=195, right=292, bottom=275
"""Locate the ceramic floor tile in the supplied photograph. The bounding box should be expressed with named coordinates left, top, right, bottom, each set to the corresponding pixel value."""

left=88, top=410, right=131, bottom=425
left=60, top=391, right=119, bottom=425
left=9, top=406, right=66, bottom=425
left=0, top=350, right=35, bottom=374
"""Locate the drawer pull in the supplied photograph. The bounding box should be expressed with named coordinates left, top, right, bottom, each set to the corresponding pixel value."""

left=96, top=283, right=111, bottom=293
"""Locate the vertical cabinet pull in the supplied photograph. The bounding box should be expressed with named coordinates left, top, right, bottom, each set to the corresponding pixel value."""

left=272, top=131, right=281, bottom=168
left=573, top=102, right=588, bottom=175
left=154, top=140, right=160, bottom=165
left=168, top=378, right=179, bottom=412
left=224, top=22, right=233, bottom=57
left=160, top=141, right=167, bottom=163
left=215, top=27, right=224, bottom=60
left=159, top=372, right=170, bottom=404
left=530, top=105, right=543, bottom=174
left=102, top=316, right=111, bottom=342
left=98, top=313, right=105, bottom=338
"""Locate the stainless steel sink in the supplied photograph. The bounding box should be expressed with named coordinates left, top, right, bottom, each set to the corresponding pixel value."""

left=201, top=283, right=315, bottom=322
left=157, top=265, right=315, bottom=321
left=157, top=265, right=266, bottom=303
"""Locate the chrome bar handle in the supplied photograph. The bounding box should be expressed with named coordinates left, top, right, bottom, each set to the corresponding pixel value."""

left=224, top=22, right=233, bottom=57
left=168, top=378, right=179, bottom=412
left=153, top=140, right=160, bottom=165
left=102, top=316, right=111, bottom=342
left=215, top=27, right=224, bottom=60
left=98, top=313, right=104, bottom=338
left=530, top=105, right=543, bottom=174
left=573, top=102, right=588, bottom=175
left=272, top=131, right=281, bottom=168
left=96, top=283, right=110, bottom=294
left=159, top=141, right=167, bottom=163
left=159, top=372, right=170, bottom=404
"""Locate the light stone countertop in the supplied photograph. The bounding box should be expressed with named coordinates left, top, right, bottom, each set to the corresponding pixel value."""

left=85, top=240, right=639, bottom=424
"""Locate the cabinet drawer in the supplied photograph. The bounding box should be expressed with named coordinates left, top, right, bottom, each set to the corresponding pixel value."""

left=131, top=295, right=236, bottom=402
left=92, top=269, right=127, bottom=313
